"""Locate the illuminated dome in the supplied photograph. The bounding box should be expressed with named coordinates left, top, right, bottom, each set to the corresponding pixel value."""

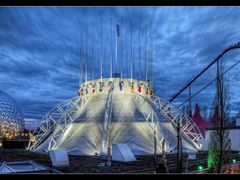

left=29, top=78, right=203, bottom=155
left=0, top=90, right=24, bottom=135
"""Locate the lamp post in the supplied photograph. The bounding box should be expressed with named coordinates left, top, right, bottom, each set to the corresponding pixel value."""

left=176, top=121, right=183, bottom=173
left=153, top=129, right=157, bottom=174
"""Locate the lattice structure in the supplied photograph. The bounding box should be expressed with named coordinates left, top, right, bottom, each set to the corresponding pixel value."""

left=149, top=96, right=203, bottom=150
left=28, top=95, right=91, bottom=151
left=0, top=90, right=24, bottom=135
left=28, top=78, right=203, bottom=154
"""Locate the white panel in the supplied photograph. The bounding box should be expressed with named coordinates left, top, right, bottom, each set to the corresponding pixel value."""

left=112, top=144, right=124, bottom=161
left=49, top=150, right=70, bottom=167
left=236, top=118, right=240, bottom=126
left=112, top=143, right=136, bottom=162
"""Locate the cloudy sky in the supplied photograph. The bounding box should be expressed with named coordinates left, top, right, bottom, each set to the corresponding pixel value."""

left=0, top=6, right=240, bottom=122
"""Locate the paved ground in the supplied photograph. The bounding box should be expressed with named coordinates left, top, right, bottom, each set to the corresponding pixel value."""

left=0, top=149, right=157, bottom=173
left=0, top=149, right=238, bottom=174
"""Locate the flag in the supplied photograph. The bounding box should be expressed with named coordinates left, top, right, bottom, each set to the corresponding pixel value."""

left=116, top=24, right=120, bottom=37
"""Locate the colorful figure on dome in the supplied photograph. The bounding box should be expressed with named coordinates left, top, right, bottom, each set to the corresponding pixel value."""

left=80, top=87, right=84, bottom=96
left=119, top=81, right=123, bottom=91
left=109, top=82, right=113, bottom=91
left=92, top=84, right=95, bottom=94
left=86, top=85, right=89, bottom=94
left=137, top=81, right=141, bottom=93
left=150, top=87, right=154, bottom=96
left=130, top=82, right=134, bottom=93
left=99, top=82, right=102, bottom=92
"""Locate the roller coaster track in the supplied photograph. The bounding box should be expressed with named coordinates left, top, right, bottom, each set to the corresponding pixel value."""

left=169, top=42, right=240, bottom=102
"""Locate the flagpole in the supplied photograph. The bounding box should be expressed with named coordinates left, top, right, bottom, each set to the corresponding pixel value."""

left=100, top=20, right=103, bottom=82
left=120, top=20, right=123, bottom=81
left=116, top=24, right=118, bottom=75
left=79, top=31, right=82, bottom=88
left=146, top=26, right=148, bottom=83
left=110, top=18, right=113, bottom=80
left=86, top=28, right=88, bottom=83
left=92, top=23, right=94, bottom=82
left=131, top=21, right=133, bottom=83
left=139, top=23, right=141, bottom=80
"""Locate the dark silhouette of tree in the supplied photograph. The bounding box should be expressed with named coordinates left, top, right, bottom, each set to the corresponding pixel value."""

left=207, top=61, right=231, bottom=173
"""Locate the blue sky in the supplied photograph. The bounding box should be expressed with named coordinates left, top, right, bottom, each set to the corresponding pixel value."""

left=0, top=6, right=240, bottom=120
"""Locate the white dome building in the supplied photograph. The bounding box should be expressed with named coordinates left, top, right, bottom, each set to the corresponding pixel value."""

left=28, top=78, right=203, bottom=156
left=0, top=90, right=24, bottom=135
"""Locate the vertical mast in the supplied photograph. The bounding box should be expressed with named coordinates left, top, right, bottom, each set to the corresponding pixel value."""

left=138, top=23, right=141, bottom=80
left=131, top=21, right=133, bottom=83
left=100, top=20, right=103, bottom=82
left=151, top=26, right=154, bottom=87
left=85, top=28, right=88, bottom=83
left=79, top=31, right=82, bottom=88
left=110, top=18, right=113, bottom=80
left=115, top=23, right=118, bottom=75
left=92, top=23, right=94, bottom=82
left=146, top=26, right=148, bottom=82
left=120, top=19, right=123, bottom=80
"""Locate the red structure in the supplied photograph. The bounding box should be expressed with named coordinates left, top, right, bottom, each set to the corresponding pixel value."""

left=192, top=103, right=214, bottom=137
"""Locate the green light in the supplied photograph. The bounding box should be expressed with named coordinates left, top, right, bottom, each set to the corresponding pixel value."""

left=198, top=165, right=203, bottom=171
left=232, top=159, right=236, bottom=163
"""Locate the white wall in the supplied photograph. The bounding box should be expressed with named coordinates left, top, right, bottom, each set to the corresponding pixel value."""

left=204, top=129, right=240, bottom=151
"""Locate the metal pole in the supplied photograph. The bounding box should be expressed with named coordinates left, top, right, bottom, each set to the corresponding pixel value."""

left=189, top=85, right=192, bottom=117
left=110, top=18, right=113, bottom=80
left=120, top=20, right=123, bottom=80
left=154, top=129, right=157, bottom=174
left=139, top=23, right=141, bottom=80
left=100, top=20, right=103, bottom=82
left=92, top=23, right=94, bottom=81
left=115, top=23, right=118, bottom=74
left=131, top=21, right=133, bottom=83
left=79, top=32, right=82, bottom=87
left=85, top=28, right=88, bottom=83
left=176, top=121, right=182, bottom=173
left=146, top=27, right=148, bottom=82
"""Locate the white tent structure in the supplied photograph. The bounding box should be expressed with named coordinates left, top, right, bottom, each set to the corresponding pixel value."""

left=28, top=78, right=203, bottom=156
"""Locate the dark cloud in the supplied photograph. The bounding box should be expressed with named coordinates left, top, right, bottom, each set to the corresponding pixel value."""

left=0, top=6, right=240, bottom=122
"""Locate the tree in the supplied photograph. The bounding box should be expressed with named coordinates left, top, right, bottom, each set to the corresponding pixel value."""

left=202, top=105, right=209, bottom=119
left=207, top=60, right=231, bottom=173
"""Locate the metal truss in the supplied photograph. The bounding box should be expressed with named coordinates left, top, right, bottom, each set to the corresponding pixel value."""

left=100, top=87, right=113, bottom=155
left=133, top=93, right=203, bottom=150
left=27, top=95, right=92, bottom=151
left=149, top=96, right=203, bottom=150
left=28, top=78, right=203, bottom=152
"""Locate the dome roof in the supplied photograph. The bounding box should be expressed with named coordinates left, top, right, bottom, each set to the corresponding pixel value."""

left=0, top=90, right=24, bottom=135
left=30, top=78, right=203, bottom=155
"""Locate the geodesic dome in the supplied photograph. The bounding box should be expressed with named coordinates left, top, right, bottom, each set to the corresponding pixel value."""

left=0, top=90, right=24, bottom=135
left=28, top=78, right=203, bottom=155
